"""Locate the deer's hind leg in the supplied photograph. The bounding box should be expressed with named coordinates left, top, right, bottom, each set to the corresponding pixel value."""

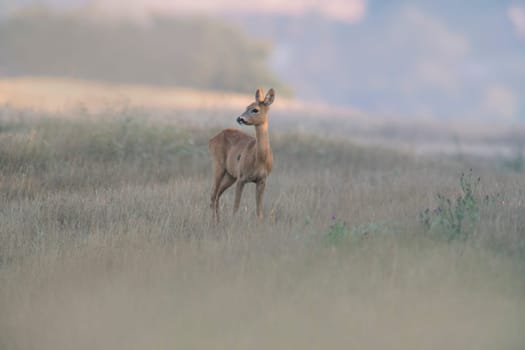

left=217, top=173, right=236, bottom=200
left=214, top=173, right=236, bottom=219
left=211, top=161, right=237, bottom=220
left=210, top=163, right=226, bottom=210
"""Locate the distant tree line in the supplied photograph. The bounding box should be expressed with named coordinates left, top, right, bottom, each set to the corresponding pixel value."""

left=0, top=8, right=287, bottom=94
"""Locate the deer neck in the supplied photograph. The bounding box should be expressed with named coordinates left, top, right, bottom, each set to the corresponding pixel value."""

left=254, top=122, right=272, bottom=165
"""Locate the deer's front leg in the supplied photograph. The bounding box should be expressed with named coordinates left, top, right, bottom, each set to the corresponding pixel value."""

left=233, top=180, right=246, bottom=214
left=255, top=178, right=266, bottom=220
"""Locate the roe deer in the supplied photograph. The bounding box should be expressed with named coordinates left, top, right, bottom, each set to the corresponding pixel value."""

left=208, top=88, right=275, bottom=221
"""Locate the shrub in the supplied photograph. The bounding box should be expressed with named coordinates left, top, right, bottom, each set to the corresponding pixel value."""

left=420, top=169, right=481, bottom=241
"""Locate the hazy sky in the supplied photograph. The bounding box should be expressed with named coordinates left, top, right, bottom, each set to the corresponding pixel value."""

left=5, top=0, right=524, bottom=41
left=4, top=0, right=524, bottom=36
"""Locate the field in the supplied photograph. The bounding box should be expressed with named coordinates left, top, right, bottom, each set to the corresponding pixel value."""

left=0, top=79, right=525, bottom=349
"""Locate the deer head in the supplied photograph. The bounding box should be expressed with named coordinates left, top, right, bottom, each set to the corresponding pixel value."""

left=236, top=88, right=275, bottom=126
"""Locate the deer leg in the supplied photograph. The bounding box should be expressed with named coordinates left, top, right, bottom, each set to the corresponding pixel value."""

left=256, top=179, right=266, bottom=220
left=217, top=173, right=236, bottom=199
left=210, top=168, right=226, bottom=216
left=233, top=180, right=246, bottom=215
left=214, top=173, right=236, bottom=221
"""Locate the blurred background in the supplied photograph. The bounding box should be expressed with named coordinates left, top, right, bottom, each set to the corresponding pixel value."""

left=0, top=0, right=524, bottom=154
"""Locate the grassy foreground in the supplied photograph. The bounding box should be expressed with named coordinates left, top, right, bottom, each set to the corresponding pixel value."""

left=0, top=107, right=524, bottom=349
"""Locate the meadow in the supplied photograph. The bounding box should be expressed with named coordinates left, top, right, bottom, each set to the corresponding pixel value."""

left=0, top=98, right=524, bottom=349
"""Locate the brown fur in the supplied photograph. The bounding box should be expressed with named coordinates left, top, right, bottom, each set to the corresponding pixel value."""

left=209, top=88, right=275, bottom=221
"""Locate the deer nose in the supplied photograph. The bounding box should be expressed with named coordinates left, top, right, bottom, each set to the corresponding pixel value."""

left=237, top=116, right=246, bottom=125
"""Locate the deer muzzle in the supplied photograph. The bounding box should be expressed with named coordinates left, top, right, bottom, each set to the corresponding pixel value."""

left=237, top=116, right=248, bottom=125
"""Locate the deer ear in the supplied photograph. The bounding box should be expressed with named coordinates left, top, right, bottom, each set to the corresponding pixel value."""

left=263, top=88, right=275, bottom=106
left=255, top=88, right=264, bottom=103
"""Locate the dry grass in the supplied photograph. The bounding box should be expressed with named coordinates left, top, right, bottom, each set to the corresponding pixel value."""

left=0, top=106, right=524, bottom=349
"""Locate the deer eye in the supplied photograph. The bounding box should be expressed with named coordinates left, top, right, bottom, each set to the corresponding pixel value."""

left=251, top=108, right=259, bottom=114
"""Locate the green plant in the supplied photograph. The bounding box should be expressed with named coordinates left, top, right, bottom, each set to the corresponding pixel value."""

left=325, top=217, right=351, bottom=245
left=420, top=170, right=481, bottom=241
left=324, top=217, right=390, bottom=245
